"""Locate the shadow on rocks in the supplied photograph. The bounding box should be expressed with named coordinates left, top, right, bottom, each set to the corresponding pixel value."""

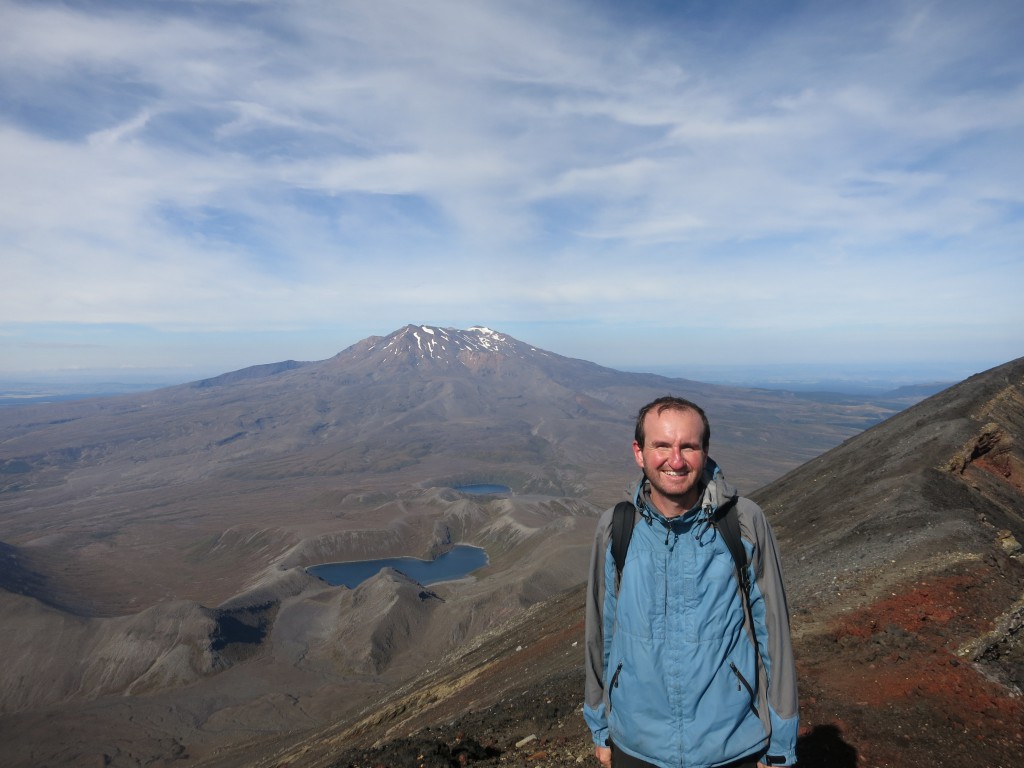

left=797, top=724, right=858, bottom=768
left=335, top=735, right=501, bottom=768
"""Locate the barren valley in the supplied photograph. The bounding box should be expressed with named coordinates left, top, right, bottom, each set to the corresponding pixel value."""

left=1, top=326, right=1019, bottom=768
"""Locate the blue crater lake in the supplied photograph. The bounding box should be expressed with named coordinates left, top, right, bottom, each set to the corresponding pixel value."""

left=453, top=483, right=510, bottom=495
left=308, top=545, right=489, bottom=589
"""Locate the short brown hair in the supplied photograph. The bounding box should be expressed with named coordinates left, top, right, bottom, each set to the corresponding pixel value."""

left=634, top=396, right=710, bottom=451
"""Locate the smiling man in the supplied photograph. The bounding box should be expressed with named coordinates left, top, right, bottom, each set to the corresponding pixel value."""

left=584, top=396, right=799, bottom=768
left=633, top=399, right=709, bottom=515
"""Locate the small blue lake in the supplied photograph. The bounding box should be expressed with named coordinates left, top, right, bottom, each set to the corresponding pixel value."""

left=453, top=483, right=510, bottom=495
left=308, top=545, right=489, bottom=589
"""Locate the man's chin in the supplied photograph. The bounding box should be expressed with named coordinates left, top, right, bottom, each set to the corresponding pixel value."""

left=658, top=477, right=695, bottom=493
left=651, top=481, right=699, bottom=504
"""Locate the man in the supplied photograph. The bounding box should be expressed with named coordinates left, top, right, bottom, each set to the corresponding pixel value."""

left=584, top=396, right=798, bottom=768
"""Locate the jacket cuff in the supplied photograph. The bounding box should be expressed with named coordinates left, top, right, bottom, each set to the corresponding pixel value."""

left=583, top=702, right=608, bottom=746
left=767, top=712, right=799, bottom=765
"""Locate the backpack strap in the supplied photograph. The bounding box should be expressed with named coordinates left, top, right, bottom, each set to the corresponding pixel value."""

left=715, top=500, right=758, bottom=655
left=714, top=499, right=750, bottom=594
left=611, top=501, right=636, bottom=587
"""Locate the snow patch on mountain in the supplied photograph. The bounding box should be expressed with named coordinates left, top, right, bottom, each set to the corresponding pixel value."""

left=367, top=325, right=550, bottom=364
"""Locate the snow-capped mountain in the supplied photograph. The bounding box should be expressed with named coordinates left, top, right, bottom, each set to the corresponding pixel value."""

left=327, top=324, right=565, bottom=375
left=369, top=325, right=546, bottom=362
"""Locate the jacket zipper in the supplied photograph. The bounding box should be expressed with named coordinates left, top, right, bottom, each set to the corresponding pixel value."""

left=729, top=662, right=759, bottom=718
left=608, top=662, right=623, bottom=712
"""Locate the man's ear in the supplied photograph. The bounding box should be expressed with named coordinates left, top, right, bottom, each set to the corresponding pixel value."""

left=632, top=441, right=644, bottom=468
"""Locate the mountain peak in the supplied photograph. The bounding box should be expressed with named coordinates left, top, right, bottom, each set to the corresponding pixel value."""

left=340, top=325, right=550, bottom=371
left=378, top=325, right=528, bottom=354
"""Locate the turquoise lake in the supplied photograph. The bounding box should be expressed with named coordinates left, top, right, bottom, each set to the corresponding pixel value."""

left=308, top=544, right=489, bottom=589
left=452, top=484, right=510, bottom=495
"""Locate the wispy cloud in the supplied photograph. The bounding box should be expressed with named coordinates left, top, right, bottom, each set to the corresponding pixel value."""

left=0, top=0, right=1021, bottom=373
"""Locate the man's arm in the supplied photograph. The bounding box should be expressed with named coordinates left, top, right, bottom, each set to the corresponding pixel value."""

left=746, top=502, right=799, bottom=767
left=583, top=507, right=615, bottom=748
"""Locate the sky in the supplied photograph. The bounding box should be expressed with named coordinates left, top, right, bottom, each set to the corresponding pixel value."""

left=1, top=0, right=1022, bottom=384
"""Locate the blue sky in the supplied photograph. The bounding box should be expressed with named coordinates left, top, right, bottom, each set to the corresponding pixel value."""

left=1, top=0, right=1021, bottom=382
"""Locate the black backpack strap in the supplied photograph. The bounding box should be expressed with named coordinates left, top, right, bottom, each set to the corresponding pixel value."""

left=715, top=500, right=760, bottom=659
left=611, top=501, right=636, bottom=586
left=715, top=499, right=750, bottom=594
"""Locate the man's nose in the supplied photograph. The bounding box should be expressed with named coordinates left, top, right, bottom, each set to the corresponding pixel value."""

left=668, top=448, right=686, bottom=467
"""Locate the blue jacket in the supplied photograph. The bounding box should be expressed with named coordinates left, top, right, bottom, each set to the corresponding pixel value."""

left=584, top=460, right=799, bottom=767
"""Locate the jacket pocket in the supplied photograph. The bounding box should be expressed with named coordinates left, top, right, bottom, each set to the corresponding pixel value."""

left=729, top=662, right=759, bottom=719
left=608, top=662, right=623, bottom=713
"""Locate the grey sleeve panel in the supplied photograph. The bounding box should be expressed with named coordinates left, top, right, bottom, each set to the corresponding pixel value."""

left=584, top=506, right=615, bottom=714
left=740, top=498, right=800, bottom=720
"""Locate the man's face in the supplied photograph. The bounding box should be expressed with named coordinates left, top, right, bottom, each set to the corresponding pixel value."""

left=633, top=407, right=707, bottom=515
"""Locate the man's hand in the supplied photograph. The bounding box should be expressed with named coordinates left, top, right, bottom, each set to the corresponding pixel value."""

left=594, top=745, right=612, bottom=767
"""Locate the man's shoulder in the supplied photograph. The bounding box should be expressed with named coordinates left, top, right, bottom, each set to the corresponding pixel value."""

left=593, top=502, right=622, bottom=540
left=722, top=493, right=761, bottom=522
left=732, top=494, right=763, bottom=513
left=730, top=495, right=775, bottom=540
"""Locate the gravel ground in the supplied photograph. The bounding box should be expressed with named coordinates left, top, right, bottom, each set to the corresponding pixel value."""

left=323, top=550, right=1024, bottom=768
